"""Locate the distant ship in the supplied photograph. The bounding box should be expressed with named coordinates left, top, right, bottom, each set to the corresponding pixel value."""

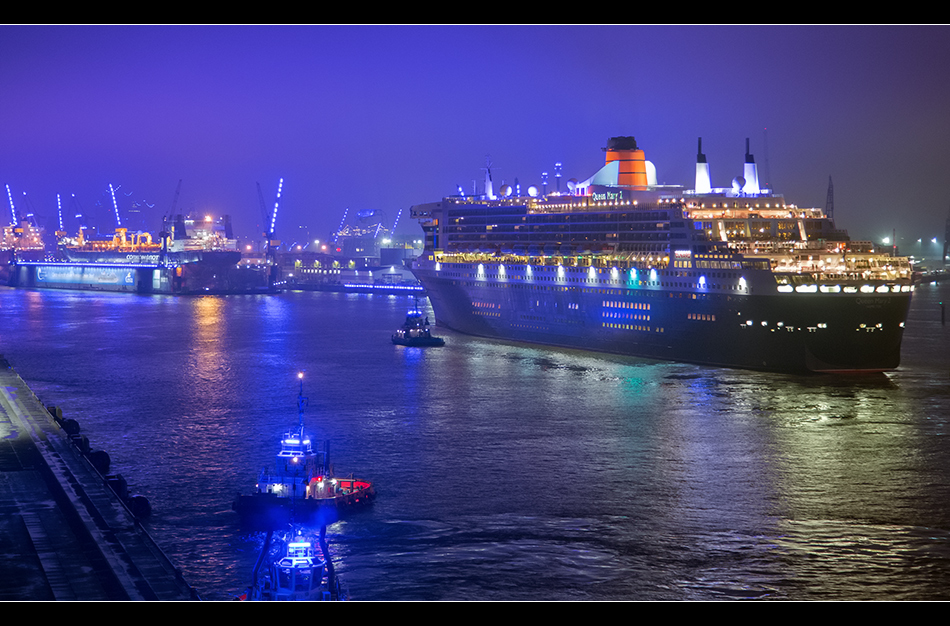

left=409, top=136, right=913, bottom=373
left=6, top=215, right=277, bottom=294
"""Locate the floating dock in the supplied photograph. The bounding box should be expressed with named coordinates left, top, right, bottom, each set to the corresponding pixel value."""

left=0, top=356, right=198, bottom=600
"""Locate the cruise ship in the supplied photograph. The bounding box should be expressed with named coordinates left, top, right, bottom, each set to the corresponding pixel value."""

left=409, top=136, right=913, bottom=373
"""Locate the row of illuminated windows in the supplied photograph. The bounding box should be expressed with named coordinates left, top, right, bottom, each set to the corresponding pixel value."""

left=602, top=323, right=665, bottom=333
left=603, top=311, right=650, bottom=322
left=603, top=300, right=651, bottom=310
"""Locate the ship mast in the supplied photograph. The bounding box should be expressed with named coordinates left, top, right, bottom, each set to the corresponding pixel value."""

left=825, top=176, right=835, bottom=221
left=483, top=156, right=495, bottom=200
left=296, top=371, right=308, bottom=430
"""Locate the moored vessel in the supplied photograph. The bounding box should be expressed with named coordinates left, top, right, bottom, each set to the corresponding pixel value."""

left=409, top=136, right=913, bottom=373
left=232, top=374, right=375, bottom=528
left=7, top=215, right=277, bottom=294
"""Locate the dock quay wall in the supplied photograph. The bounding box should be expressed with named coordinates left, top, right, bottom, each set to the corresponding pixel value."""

left=0, top=355, right=198, bottom=600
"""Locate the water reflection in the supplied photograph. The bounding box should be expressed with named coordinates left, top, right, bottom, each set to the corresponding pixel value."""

left=0, top=284, right=948, bottom=599
left=189, top=296, right=228, bottom=386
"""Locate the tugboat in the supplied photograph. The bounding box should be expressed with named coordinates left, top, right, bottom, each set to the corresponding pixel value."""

left=242, top=525, right=345, bottom=601
left=392, top=299, right=445, bottom=347
left=232, top=373, right=375, bottom=528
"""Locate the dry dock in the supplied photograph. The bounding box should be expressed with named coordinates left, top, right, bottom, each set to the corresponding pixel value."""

left=0, top=355, right=198, bottom=600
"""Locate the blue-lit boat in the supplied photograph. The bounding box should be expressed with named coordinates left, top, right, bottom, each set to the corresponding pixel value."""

left=243, top=527, right=345, bottom=601
left=232, top=375, right=375, bottom=528
left=391, top=301, right=445, bottom=347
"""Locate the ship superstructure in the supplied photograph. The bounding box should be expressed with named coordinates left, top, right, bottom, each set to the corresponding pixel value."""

left=410, top=136, right=913, bottom=373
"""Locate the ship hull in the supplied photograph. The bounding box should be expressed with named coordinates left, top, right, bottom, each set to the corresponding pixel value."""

left=10, top=250, right=276, bottom=295
left=233, top=487, right=375, bottom=529
left=12, top=262, right=171, bottom=293
left=413, top=261, right=911, bottom=374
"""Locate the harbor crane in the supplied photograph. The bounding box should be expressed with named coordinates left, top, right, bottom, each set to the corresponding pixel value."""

left=256, top=179, right=284, bottom=285
left=6, top=184, right=17, bottom=226
left=257, top=178, right=283, bottom=257
left=159, top=180, right=182, bottom=265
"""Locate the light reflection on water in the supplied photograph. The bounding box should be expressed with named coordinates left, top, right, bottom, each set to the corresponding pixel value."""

left=0, top=283, right=948, bottom=600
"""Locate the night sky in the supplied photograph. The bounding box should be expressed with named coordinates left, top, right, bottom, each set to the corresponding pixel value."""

left=3, top=25, right=949, bottom=258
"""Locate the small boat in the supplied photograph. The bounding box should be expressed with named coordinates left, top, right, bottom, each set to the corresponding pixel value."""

left=232, top=374, right=375, bottom=528
left=242, top=526, right=345, bottom=601
left=392, top=300, right=445, bottom=347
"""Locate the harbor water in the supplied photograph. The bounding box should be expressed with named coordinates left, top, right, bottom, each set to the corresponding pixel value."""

left=1, top=282, right=949, bottom=600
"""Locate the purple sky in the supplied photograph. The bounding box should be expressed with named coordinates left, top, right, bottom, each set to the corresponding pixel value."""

left=3, top=25, right=949, bottom=255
